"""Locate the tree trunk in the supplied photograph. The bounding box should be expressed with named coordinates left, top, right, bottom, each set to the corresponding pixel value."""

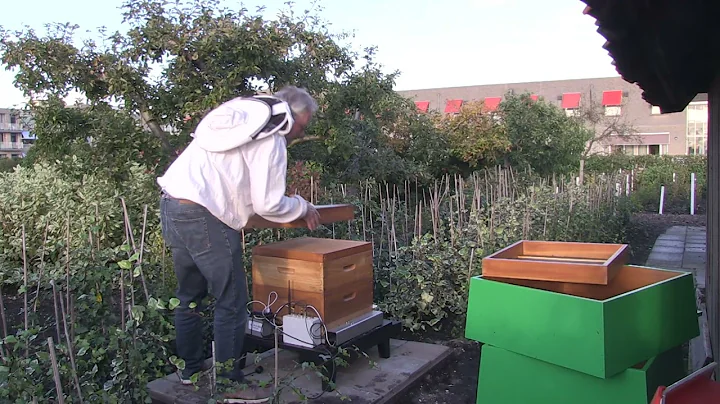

left=579, top=158, right=585, bottom=186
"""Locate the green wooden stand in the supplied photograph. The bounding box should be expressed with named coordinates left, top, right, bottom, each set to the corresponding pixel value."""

left=476, top=344, right=686, bottom=404
left=465, top=265, right=698, bottom=378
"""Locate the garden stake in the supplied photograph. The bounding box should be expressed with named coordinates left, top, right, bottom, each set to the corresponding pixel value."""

left=65, top=214, right=71, bottom=316
left=88, top=230, right=94, bottom=260
left=50, top=280, right=62, bottom=342
left=21, top=224, right=28, bottom=357
left=0, top=286, right=7, bottom=340
left=211, top=341, right=216, bottom=397
left=120, top=197, right=137, bottom=251
left=95, top=204, right=101, bottom=251
left=119, top=269, right=126, bottom=331
left=48, top=337, right=65, bottom=404
left=120, top=203, right=137, bottom=310
left=33, top=219, right=49, bottom=314
left=138, top=204, right=150, bottom=302
left=59, top=295, right=84, bottom=403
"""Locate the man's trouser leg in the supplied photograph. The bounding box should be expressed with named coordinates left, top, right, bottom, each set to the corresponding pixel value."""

left=160, top=195, right=248, bottom=382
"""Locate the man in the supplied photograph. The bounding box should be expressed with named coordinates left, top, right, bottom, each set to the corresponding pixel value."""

left=157, top=86, right=321, bottom=403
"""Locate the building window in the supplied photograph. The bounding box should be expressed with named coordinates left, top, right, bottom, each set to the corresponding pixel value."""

left=651, top=106, right=661, bottom=115
left=10, top=134, right=17, bottom=143
left=605, top=106, right=622, bottom=116
left=686, top=102, right=708, bottom=155
left=612, top=144, right=667, bottom=156
left=444, top=99, right=463, bottom=114
left=414, top=101, right=430, bottom=113
left=9, top=115, right=16, bottom=125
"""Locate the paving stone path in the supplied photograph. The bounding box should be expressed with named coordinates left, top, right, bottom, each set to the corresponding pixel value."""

left=645, top=225, right=710, bottom=372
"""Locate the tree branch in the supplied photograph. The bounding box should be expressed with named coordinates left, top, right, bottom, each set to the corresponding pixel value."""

left=288, top=135, right=322, bottom=147
left=138, top=108, right=174, bottom=155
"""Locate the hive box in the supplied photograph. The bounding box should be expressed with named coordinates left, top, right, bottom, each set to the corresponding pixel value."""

left=244, top=204, right=354, bottom=229
left=476, top=344, right=686, bottom=404
left=252, top=237, right=374, bottom=328
left=465, top=265, right=698, bottom=378
left=481, top=240, right=629, bottom=285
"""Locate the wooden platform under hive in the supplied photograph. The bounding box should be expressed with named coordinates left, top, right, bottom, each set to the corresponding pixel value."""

left=252, top=237, right=374, bottom=329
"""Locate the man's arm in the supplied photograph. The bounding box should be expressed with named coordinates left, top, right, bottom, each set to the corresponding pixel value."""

left=241, top=135, right=308, bottom=223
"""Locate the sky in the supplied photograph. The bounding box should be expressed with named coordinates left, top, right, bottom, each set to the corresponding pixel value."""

left=0, top=0, right=618, bottom=108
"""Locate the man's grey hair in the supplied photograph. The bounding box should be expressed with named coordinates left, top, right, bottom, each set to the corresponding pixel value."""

left=274, top=86, right=318, bottom=116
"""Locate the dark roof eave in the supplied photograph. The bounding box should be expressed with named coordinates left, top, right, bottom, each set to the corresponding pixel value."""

left=581, top=0, right=720, bottom=113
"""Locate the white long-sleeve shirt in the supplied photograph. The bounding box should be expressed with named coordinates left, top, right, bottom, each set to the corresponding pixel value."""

left=157, top=134, right=308, bottom=231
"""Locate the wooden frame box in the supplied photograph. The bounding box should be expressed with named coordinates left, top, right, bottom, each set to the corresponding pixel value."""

left=244, top=204, right=354, bottom=229
left=252, top=237, right=373, bottom=328
left=476, top=344, right=686, bottom=404
left=482, top=240, right=629, bottom=285
left=465, top=265, right=699, bottom=379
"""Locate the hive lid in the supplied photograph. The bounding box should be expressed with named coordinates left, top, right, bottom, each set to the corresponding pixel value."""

left=252, top=237, right=372, bottom=262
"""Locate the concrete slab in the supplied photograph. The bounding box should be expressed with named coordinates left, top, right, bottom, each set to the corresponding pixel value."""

left=665, top=226, right=688, bottom=234
left=654, top=239, right=687, bottom=248
left=647, top=225, right=711, bottom=374
left=653, top=246, right=686, bottom=254
left=683, top=253, right=707, bottom=265
left=646, top=252, right=683, bottom=265
left=657, top=234, right=686, bottom=241
left=147, top=339, right=451, bottom=404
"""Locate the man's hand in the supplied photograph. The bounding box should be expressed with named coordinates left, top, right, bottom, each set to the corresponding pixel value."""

left=303, top=204, right=321, bottom=230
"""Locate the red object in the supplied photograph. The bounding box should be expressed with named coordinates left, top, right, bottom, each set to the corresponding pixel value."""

left=602, top=90, right=623, bottom=106
left=651, top=386, right=666, bottom=404
left=484, top=97, right=502, bottom=111
left=530, top=94, right=539, bottom=101
left=444, top=99, right=463, bottom=113
left=561, top=92, right=581, bottom=109
left=415, top=101, right=430, bottom=113
left=650, top=362, right=720, bottom=404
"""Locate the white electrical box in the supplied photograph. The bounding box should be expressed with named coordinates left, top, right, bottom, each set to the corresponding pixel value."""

left=282, top=314, right=323, bottom=348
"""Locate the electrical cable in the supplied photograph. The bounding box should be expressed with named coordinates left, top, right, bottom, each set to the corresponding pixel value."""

left=249, top=292, right=341, bottom=400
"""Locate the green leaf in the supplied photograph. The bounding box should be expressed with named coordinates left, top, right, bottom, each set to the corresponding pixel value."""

left=169, top=298, right=180, bottom=310
left=118, top=260, right=132, bottom=270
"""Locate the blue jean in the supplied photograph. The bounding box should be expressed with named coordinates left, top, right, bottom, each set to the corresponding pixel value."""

left=159, top=194, right=248, bottom=381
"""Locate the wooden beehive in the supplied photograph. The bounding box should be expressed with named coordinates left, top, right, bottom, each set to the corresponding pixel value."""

left=251, top=237, right=373, bottom=329
left=482, top=240, right=629, bottom=285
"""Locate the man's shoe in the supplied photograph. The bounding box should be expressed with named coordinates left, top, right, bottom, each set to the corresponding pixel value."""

left=220, top=383, right=274, bottom=403
left=179, top=362, right=213, bottom=385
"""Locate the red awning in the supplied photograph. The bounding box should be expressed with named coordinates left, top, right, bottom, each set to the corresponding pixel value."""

left=415, top=101, right=430, bottom=113
left=602, top=90, right=623, bottom=106
left=530, top=94, right=539, bottom=101
left=444, top=99, right=463, bottom=113
left=484, top=97, right=502, bottom=111
left=561, top=92, right=581, bottom=109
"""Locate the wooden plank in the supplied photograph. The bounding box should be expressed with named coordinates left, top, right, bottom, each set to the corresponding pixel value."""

left=521, top=240, right=623, bottom=260
left=482, top=241, right=628, bottom=285
left=707, top=77, right=720, bottom=370
left=243, top=204, right=355, bottom=229
left=374, top=343, right=454, bottom=404
left=252, top=236, right=372, bottom=262
left=147, top=340, right=452, bottom=404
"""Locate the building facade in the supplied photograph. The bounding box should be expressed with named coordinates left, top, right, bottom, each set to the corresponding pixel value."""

left=397, top=76, right=708, bottom=156
left=0, top=108, right=33, bottom=158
